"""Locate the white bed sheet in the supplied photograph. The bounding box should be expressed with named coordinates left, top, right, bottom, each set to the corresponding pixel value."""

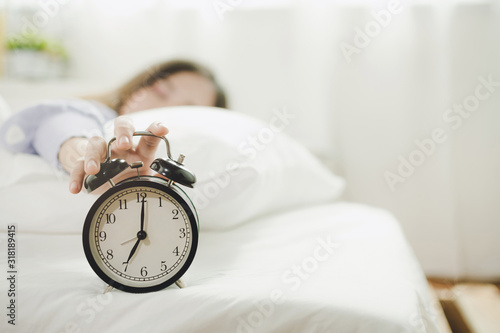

left=1, top=202, right=439, bottom=333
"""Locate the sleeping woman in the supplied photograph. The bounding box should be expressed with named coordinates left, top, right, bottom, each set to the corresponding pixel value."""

left=0, top=60, right=227, bottom=194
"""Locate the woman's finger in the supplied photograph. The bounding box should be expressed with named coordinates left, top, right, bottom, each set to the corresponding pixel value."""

left=84, top=136, right=107, bottom=175
left=69, top=158, right=85, bottom=194
left=113, top=116, right=135, bottom=150
left=135, top=121, right=169, bottom=158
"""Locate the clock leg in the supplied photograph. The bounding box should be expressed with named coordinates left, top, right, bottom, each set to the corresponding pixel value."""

left=175, top=279, right=186, bottom=288
left=103, top=285, right=114, bottom=294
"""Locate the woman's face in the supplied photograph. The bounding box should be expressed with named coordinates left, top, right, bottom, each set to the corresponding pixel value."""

left=120, top=71, right=217, bottom=114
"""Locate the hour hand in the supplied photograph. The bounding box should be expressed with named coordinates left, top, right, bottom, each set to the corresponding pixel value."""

left=123, top=238, right=141, bottom=272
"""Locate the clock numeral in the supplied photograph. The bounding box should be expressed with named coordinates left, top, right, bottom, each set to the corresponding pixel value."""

left=119, top=199, right=128, bottom=210
left=172, top=209, right=179, bottom=220
left=106, top=249, right=114, bottom=260
left=179, top=228, right=186, bottom=238
left=137, top=192, right=147, bottom=203
left=99, top=231, right=107, bottom=242
left=122, top=261, right=129, bottom=272
left=172, top=246, right=179, bottom=256
left=160, top=261, right=167, bottom=272
left=106, top=213, right=116, bottom=224
left=140, top=266, right=148, bottom=277
left=158, top=197, right=162, bottom=207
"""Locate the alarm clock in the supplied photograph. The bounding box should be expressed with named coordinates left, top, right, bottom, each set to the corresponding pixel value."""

left=82, top=131, right=199, bottom=293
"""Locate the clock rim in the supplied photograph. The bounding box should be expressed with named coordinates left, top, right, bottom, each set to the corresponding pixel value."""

left=82, top=176, right=199, bottom=293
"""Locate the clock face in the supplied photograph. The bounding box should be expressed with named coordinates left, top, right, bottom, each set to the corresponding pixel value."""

left=83, top=179, right=198, bottom=293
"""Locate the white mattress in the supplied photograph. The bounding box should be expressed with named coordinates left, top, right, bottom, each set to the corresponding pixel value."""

left=1, top=202, right=439, bottom=333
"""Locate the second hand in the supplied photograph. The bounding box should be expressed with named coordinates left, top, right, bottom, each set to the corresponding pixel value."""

left=120, top=236, right=137, bottom=245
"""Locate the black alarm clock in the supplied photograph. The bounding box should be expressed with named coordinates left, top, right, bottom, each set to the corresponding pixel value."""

left=82, top=131, right=198, bottom=293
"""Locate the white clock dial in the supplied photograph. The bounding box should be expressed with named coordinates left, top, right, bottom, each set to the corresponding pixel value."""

left=83, top=179, right=198, bottom=293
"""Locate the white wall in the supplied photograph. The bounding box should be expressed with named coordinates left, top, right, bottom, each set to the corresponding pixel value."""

left=3, top=0, right=500, bottom=280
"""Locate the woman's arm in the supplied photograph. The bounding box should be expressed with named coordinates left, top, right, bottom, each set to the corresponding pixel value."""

left=0, top=100, right=168, bottom=194
left=0, top=99, right=116, bottom=168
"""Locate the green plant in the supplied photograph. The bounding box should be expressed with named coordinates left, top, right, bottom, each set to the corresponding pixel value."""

left=6, top=34, right=68, bottom=60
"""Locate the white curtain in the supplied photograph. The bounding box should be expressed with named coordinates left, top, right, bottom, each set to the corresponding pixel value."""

left=10, top=0, right=500, bottom=279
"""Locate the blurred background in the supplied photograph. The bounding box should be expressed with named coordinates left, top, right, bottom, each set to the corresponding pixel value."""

left=0, top=0, right=499, bottom=282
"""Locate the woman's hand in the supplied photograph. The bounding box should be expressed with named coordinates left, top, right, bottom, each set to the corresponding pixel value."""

left=59, top=116, right=169, bottom=194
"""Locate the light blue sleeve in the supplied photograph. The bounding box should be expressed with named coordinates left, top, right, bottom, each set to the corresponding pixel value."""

left=0, top=99, right=117, bottom=168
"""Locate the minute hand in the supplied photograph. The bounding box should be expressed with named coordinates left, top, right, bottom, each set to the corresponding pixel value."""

left=141, top=199, right=145, bottom=232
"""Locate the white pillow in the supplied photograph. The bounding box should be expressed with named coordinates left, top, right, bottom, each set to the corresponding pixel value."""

left=106, top=106, right=345, bottom=230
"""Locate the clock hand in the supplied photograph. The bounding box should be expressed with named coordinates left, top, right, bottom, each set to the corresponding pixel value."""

left=140, top=199, right=145, bottom=232
left=120, top=236, right=137, bottom=245
left=123, top=237, right=141, bottom=272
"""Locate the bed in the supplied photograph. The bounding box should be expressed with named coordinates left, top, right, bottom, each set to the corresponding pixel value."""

left=0, top=104, right=440, bottom=332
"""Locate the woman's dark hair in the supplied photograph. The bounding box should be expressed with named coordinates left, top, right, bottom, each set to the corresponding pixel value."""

left=96, top=59, right=227, bottom=113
